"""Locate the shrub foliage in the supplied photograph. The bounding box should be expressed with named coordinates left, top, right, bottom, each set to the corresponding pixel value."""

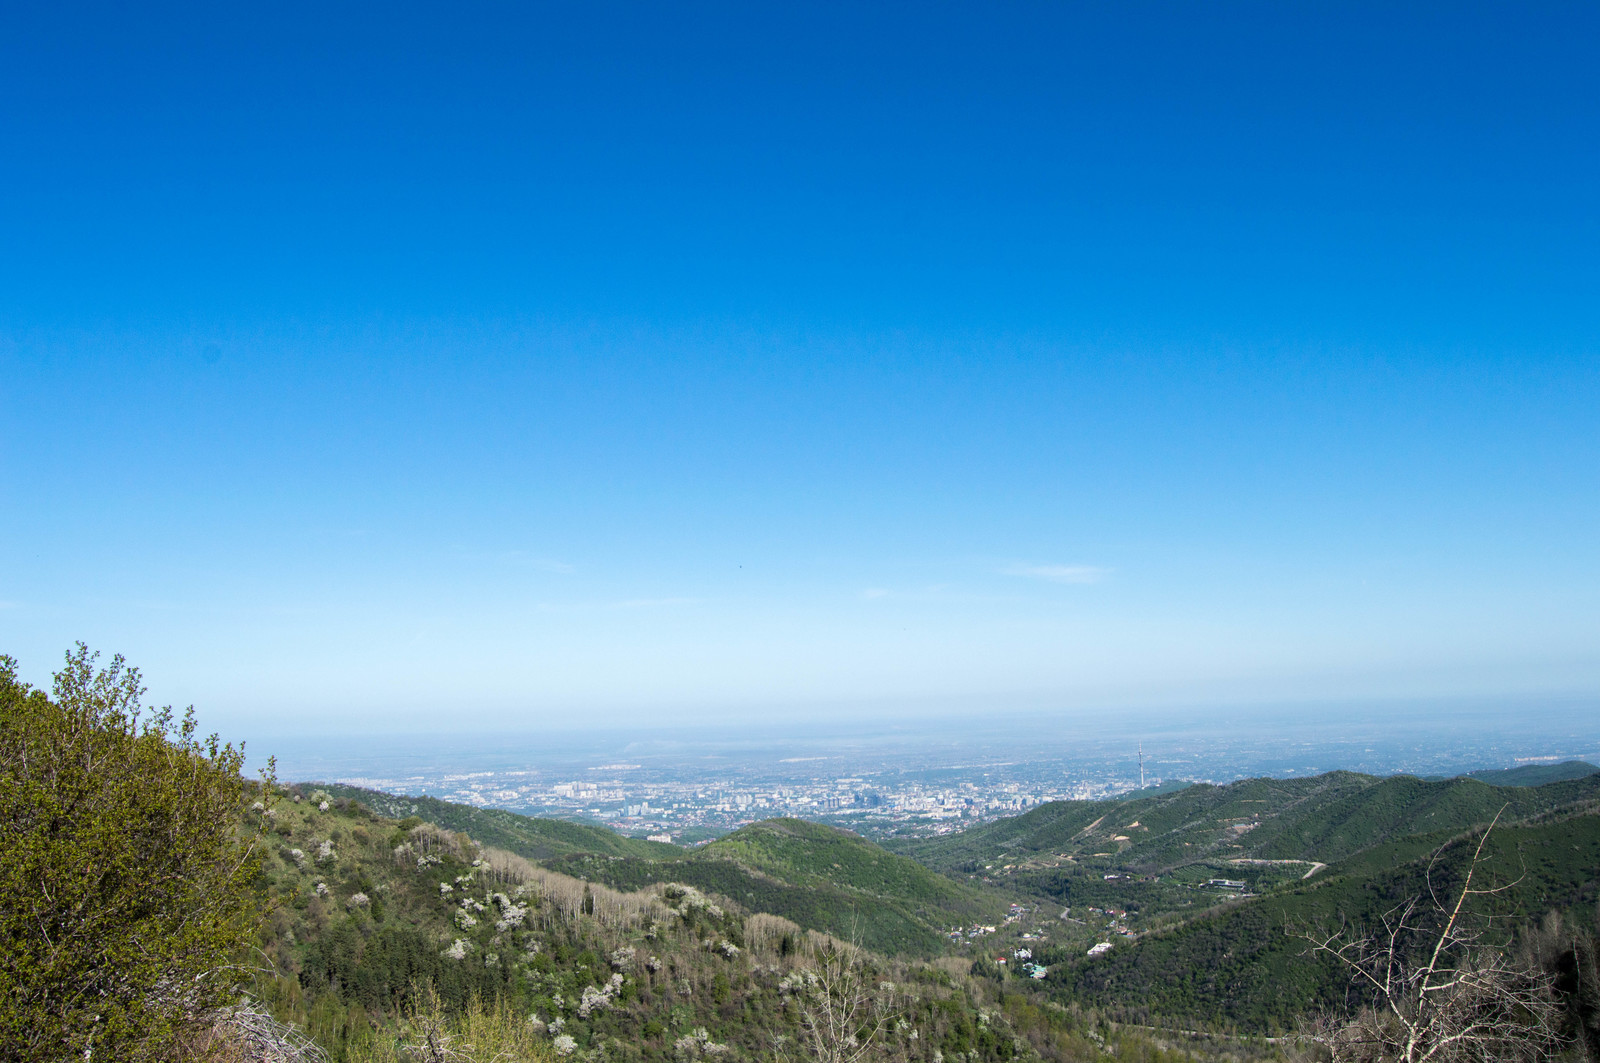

left=0, top=645, right=265, bottom=1060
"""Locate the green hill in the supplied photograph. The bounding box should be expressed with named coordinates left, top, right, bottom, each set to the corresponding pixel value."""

left=1249, top=771, right=1600, bottom=862
left=1110, top=779, right=1194, bottom=801
left=889, top=771, right=1380, bottom=877
left=315, top=783, right=681, bottom=861
left=552, top=818, right=1007, bottom=957
left=894, top=770, right=1600, bottom=882
left=1460, top=761, right=1600, bottom=787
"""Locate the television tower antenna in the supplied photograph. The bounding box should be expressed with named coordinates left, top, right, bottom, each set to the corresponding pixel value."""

left=1139, top=742, right=1145, bottom=791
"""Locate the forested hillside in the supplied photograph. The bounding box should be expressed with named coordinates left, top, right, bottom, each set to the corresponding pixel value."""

left=1035, top=804, right=1600, bottom=1029
left=892, top=770, right=1600, bottom=878
left=1453, top=761, right=1600, bottom=787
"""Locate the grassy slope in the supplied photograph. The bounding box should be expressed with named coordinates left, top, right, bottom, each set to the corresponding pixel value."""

left=316, top=783, right=681, bottom=861
left=554, top=818, right=1009, bottom=958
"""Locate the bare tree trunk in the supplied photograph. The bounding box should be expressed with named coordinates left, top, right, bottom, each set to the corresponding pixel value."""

left=1300, top=807, right=1563, bottom=1063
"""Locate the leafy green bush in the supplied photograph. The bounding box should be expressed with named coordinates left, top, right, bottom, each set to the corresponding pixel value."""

left=0, top=646, right=266, bottom=1061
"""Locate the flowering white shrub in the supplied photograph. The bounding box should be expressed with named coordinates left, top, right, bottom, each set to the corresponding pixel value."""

left=317, top=801, right=330, bottom=812
left=778, top=971, right=818, bottom=995
left=577, top=986, right=610, bottom=1017
left=552, top=1034, right=577, bottom=1056
left=717, top=940, right=740, bottom=958
left=674, top=1027, right=729, bottom=1059
left=250, top=801, right=265, bottom=812
left=315, top=840, right=335, bottom=864
left=454, top=909, right=478, bottom=930
left=441, top=939, right=469, bottom=961
left=287, top=848, right=307, bottom=869
left=347, top=892, right=370, bottom=910
left=314, top=881, right=329, bottom=898
left=439, top=882, right=454, bottom=896
left=495, top=902, right=529, bottom=931
left=577, top=973, right=626, bottom=1017
left=662, top=883, right=723, bottom=918
left=646, top=955, right=662, bottom=972
left=610, top=946, right=635, bottom=969
left=527, top=1015, right=547, bottom=1034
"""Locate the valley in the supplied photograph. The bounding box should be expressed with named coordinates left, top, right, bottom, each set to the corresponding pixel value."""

left=260, top=763, right=1600, bottom=1059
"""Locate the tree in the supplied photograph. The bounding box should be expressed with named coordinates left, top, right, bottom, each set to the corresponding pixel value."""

left=0, top=645, right=269, bottom=1061
left=1299, top=810, right=1562, bottom=1063
left=791, top=938, right=895, bottom=1063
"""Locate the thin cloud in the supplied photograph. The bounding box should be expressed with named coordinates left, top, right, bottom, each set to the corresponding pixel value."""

left=1000, top=563, right=1111, bottom=585
left=860, top=588, right=891, bottom=600
left=613, top=597, right=700, bottom=609
left=488, top=550, right=575, bottom=574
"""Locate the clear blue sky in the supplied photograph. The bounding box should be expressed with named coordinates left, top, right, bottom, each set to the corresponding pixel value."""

left=2, top=3, right=1596, bottom=733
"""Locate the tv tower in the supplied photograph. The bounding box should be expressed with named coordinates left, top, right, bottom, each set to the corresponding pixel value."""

left=1139, top=742, right=1145, bottom=791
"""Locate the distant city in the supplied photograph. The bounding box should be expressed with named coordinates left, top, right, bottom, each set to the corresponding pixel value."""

left=327, top=763, right=1128, bottom=843
left=256, top=697, right=1600, bottom=842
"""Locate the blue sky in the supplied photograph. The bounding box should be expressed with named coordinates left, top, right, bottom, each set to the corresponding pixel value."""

left=2, top=3, right=1596, bottom=733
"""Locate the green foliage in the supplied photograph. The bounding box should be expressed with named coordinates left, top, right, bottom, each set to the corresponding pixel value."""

left=0, top=646, right=265, bottom=1061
